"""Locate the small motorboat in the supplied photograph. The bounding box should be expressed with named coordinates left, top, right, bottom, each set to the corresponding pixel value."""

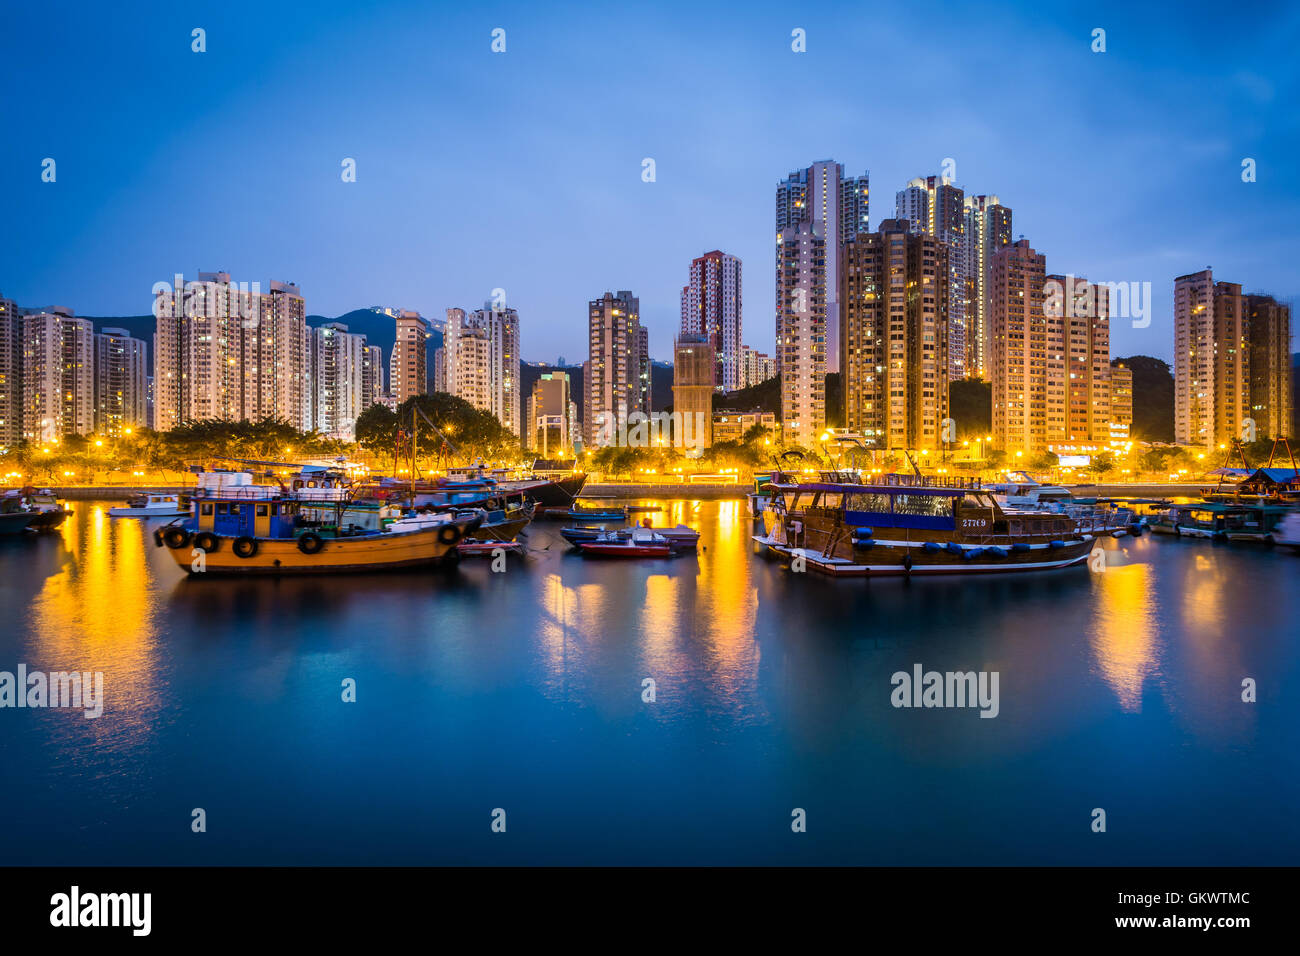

left=109, top=492, right=191, bottom=517
left=564, top=504, right=628, bottom=521
left=1275, top=512, right=1300, bottom=552
left=561, top=523, right=699, bottom=550
left=575, top=527, right=673, bottom=558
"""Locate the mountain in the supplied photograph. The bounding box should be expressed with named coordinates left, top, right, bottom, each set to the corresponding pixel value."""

left=307, top=309, right=443, bottom=386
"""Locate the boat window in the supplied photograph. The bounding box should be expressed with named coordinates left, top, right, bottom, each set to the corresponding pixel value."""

left=846, top=493, right=892, bottom=513
left=818, top=492, right=843, bottom=509
left=217, top=504, right=228, bottom=515
left=257, top=505, right=269, bottom=516
left=894, top=494, right=950, bottom=517
left=231, top=505, right=242, bottom=515
left=201, top=504, right=214, bottom=516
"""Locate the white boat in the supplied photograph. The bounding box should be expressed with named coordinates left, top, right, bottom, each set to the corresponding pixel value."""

left=108, top=493, right=191, bottom=517
left=1270, top=512, right=1300, bottom=551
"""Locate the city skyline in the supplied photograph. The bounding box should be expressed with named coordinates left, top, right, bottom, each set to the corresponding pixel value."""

left=3, top=1, right=1297, bottom=367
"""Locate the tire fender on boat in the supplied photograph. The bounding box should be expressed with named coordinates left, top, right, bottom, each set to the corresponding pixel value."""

left=193, top=532, right=220, bottom=553
left=297, top=532, right=324, bottom=555
left=162, top=527, right=192, bottom=550
left=437, top=523, right=463, bottom=546
left=232, top=536, right=258, bottom=559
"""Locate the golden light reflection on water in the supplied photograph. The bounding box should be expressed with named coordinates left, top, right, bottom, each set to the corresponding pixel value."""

left=27, top=502, right=164, bottom=740
left=1089, top=560, right=1159, bottom=712
left=533, top=501, right=764, bottom=716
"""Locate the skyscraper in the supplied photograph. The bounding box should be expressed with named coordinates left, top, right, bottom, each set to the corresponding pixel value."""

left=776, top=160, right=869, bottom=381
left=840, top=220, right=949, bottom=450
left=442, top=303, right=522, bottom=436
left=680, top=250, right=742, bottom=392
left=1245, top=294, right=1293, bottom=441
left=1174, top=270, right=1247, bottom=449
left=896, top=175, right=967, bottom=381
left=585, top=290, right=646, bottom=447
left=0, top=294, right=20, bottom=446
left=311, top=323, right=368, bottom=439
left=1110, top=361, right=1133, bottom=439
left=963, top=195, right=1013, bottom=380
left=153, top=272, right=310, bottom=430
left=94, top=327, right=148, bottom=436
left=991, top=240, right=1055, bottom=453
left=361, top=344, right=384, bottom=411
left=1047, top=275, right=1111, bottom=444
left=23, top=307, right=95, bottom=442
left=390, top=309, right=428, bottom=404
left=775, top=220, right=826, bottom=447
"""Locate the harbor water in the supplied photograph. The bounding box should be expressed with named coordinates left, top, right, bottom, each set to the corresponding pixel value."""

left=1, top=498, right=1297, bottom=865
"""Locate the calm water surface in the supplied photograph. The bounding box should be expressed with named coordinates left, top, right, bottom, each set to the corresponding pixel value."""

left=1, top=499, right=1297, bottom=865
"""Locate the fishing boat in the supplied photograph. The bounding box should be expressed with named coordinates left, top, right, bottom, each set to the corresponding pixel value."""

left=0, top=495, right=39, bottom=535
left=109, top=492, right=190, bottom=517
left=575, top=527, right=674, bottom=558
left=754, top=473, right=1094, bottom=576
left=3, top=487, right=70, bottom=531
left=990, top=471, right=1137, bottom=537
left=560, top=523, right=699, bottom=550
left=1157, top=501, right=1295, bottom=543
left=154, top=487, right=481, bottom=574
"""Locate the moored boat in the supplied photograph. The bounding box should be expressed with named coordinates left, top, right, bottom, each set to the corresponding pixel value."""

left=564, top=504, right=628, bottom=521
left=155, top=487, right=481, bottom=574
left=109, top=492, right=191, bottom=517
left=560, top=523, right=699, bottom=550
left=0, top=495, right=39, bottom=535
left=576, top=527, right=674, bottom=558
left=754, top=474, right=1094, bottom=576
left=3, top=487, right=70, bottom=531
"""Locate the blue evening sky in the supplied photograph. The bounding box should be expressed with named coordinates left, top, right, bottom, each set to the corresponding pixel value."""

left=2, top=0, right=1297, bottom=364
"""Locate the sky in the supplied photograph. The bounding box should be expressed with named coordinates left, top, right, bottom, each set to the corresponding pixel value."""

left=2, top=0, right=1298, bottom=365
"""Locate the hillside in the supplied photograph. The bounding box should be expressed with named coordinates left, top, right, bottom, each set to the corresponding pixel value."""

left=1114, top=355, right=1174, bottom=442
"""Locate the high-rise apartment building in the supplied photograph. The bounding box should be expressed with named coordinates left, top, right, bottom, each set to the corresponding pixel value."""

left=0, top=294, right=21, bottom=446
left=153, top=272, right=310, bottom=430
left=991, top=250, right=1114, bottom=452
left=442, top=304, right=521, bottom=436
left=1110, top=361, right=1133, bottom=441
left=672, top=332, right=715, bottom=451
left=94, top=327, right=148, bottom=436
left=23, top=307, right=96, bottom=442
left=311, top=323, right=368, bottom=439
left=1245, top=294, right=1293, bottom=440
left=389, top=309, right=428, bottom=404
left=896, top=176, right=968, bottom=381
left=840, top=220, right=949, bottom=450
left=361, top=344, right=384, bottom=412
left=1174, top=270, right=1248, bottom=449
left=990, top=240, right=1056, bottom=453
left=680, top=250, right=742, bottom=391
left=775, top=220, right=827, bottom=448
left=585, top=290, right=647, bottom=446
left=1047, top=275, right=1111, bottom=443
left=738, top=345, right=775, bottom=389
left=776, top=160, right=869, bottom=380
left=526, top=371, right=574, bottom=457
left=963, top=195, right=1013, bottom=380
left=637, top=324, right=651, bottom=414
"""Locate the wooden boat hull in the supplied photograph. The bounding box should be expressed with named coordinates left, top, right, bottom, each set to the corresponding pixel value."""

left=756, top=535, right=1093, bottom=576
left=162, top=521, right=473, bottom=575
left=0, top=511, right=39, bottom=535
left=110, top=507, right=189, bottom=517
left=27, top=508, right=70, bottom=531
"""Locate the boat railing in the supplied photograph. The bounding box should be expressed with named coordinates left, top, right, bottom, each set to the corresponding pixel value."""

left=191, top=486, right=286, bottom=501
